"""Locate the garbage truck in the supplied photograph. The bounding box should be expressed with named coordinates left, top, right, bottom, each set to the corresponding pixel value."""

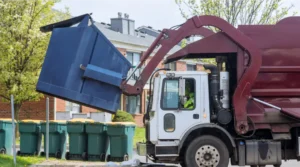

left=37, top=14, right=300, bottom=167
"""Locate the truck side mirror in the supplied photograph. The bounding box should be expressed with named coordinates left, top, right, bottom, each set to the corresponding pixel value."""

left=179, top=78, right=186, bottom=107
left=179, top=78, right=185, bottom=97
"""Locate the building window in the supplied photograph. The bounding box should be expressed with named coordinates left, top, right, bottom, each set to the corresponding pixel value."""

left=126, top=95, right=141, bottom=114
left=187, top=64, right=196, bottom=71
left=164, top=62, right=176, bottom=71
left=161, top=78, right=195, bottom=110
left=65, top=101, right=80, bottom=113
left=126, top=52, right=141, bottom=67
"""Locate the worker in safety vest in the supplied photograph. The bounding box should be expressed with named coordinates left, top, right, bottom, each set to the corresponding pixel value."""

left=184, top=83, right=195, bottom=109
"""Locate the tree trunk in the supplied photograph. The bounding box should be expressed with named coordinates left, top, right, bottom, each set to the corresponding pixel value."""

left=14, top=103, right=22, bottom=138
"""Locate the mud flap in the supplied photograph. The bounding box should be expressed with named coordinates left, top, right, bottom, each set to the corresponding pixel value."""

left=37, top=14, right=131, bottom=113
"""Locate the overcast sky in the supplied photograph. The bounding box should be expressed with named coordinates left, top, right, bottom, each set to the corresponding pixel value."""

left=54, top=0, right=300, bottom=30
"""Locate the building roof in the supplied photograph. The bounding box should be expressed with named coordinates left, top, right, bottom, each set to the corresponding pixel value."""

left=94, top=22, right=182, bottom=55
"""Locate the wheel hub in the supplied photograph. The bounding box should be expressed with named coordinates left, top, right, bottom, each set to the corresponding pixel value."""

left=195, top=145, right=220, bottom=167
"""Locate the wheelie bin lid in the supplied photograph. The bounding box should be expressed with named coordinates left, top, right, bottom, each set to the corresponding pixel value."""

left=86, top=121, right=105, bottom=125
left=0, top=118, right=17, bottom=123
left=67, top=118, right=94, bottom=123
left=106, top=122, right=136, bottom=127
left=20, top=119, right=41, bottom=124
left=41, top=120, right=67, bottom=124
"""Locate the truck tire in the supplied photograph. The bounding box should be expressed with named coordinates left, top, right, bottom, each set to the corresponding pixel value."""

left=184, top=135, right=229, bottom=167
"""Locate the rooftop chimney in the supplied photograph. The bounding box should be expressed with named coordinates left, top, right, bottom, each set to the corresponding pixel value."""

left=118, top=12, right=122, bottom=18
left=124, top=13, right=129, bottom=19
left=111, top=12, right=135, bottom=35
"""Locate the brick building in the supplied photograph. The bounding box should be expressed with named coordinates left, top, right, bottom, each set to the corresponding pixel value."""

left=0, top=13, right=203, bottom=127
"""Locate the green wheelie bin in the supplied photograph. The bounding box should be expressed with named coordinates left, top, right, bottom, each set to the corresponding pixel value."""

left=86, top=122, right=110, bottom=161
left=0, top=119, right=15, bottom=155
left=66, top=119, right=93, bottom=160
left=41, top=120, right=67, bottom=159
left=18, top=120, right=42, bottom=156
left=106, top=122, right=136, bottom=161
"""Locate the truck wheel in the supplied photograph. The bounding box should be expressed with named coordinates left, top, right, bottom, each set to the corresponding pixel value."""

left=184, top=135, right=229, bottom=167
left=180, top=162, right=186, bottom=167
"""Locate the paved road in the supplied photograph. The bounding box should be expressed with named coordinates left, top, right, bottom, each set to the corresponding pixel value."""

left=133, top=151, right=300, bottom=167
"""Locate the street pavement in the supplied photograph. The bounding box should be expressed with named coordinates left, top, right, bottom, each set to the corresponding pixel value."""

left=24, top=147, right=300, bottom=166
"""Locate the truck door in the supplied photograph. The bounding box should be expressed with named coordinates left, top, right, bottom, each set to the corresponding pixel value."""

left=158, top=74, right=209, bottom=140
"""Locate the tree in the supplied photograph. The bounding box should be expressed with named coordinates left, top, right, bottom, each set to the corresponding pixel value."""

left=0, top=0, right=70, bottom=124
left=175, top=0, right=296, bottom=27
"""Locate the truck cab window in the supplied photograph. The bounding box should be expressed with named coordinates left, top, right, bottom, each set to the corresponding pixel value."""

left=162, top=80, right=179, bottom=109
left=161, top=78, right=195, bottom=110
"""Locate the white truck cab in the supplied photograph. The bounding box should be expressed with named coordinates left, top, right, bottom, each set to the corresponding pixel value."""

left=149, top=71, right=211, bottom=144
left=138, top=70, right=234, bottom=166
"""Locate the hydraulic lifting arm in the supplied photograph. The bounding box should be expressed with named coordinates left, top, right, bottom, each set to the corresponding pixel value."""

left=121, top=15, right=262, bottom=135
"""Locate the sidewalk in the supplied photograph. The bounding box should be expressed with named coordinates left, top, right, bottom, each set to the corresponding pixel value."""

left=29, top=160, right=110, bottom=167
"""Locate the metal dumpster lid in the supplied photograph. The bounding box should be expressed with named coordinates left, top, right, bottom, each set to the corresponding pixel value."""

left=40, top=13, right=92, bottom=32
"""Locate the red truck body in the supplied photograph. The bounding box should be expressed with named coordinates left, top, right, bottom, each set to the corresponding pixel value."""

left=240, top=18, right=300, bottom=131
left=165, top=17, right=300, bottom=134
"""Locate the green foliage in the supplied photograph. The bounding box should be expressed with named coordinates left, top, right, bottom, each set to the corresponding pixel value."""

left=180, top=39, right=187, bottom=48
left=133, top=127, right=146, bottom=148
left=175, top=0, right=296, bottom=27
left=112, top=110, right=135, bottom=122
left=0, top=154, right=44, bottom=167
left=0, top=0, right=70, bottom=118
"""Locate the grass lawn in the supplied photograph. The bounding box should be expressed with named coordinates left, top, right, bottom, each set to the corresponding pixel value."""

left=0, top=155, right=45, bottom=167
left=133, top=127, right=145, bottom=148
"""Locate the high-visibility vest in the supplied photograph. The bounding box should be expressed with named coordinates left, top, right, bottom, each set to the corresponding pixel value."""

left=184, top=93, right=195, bottom=109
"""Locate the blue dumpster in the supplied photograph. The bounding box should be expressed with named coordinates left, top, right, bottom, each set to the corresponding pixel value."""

left=37, top=14, right=132, bottom=113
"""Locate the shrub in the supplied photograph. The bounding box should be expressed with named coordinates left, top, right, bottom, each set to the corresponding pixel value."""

left=112, top=110, right=135, bottom=122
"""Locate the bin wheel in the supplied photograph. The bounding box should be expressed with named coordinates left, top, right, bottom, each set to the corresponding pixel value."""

left=123, top=154, right=129, bottom=161
left=55, top=151, right=62, bottom=159
left=40, top=151, right=45, bottom=156
left=17, top=151, right=21, bottom=156
left=65, top=152, right=70, bottom=160
left=105, top=155, right=111, bottom=162
left=33, top=151, right=38, bottom=156
left=81, top=152, right=88, bottom=161
left=100, top=153, right=105, bottom=161
left=0, top=148, right=6, bottom=154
